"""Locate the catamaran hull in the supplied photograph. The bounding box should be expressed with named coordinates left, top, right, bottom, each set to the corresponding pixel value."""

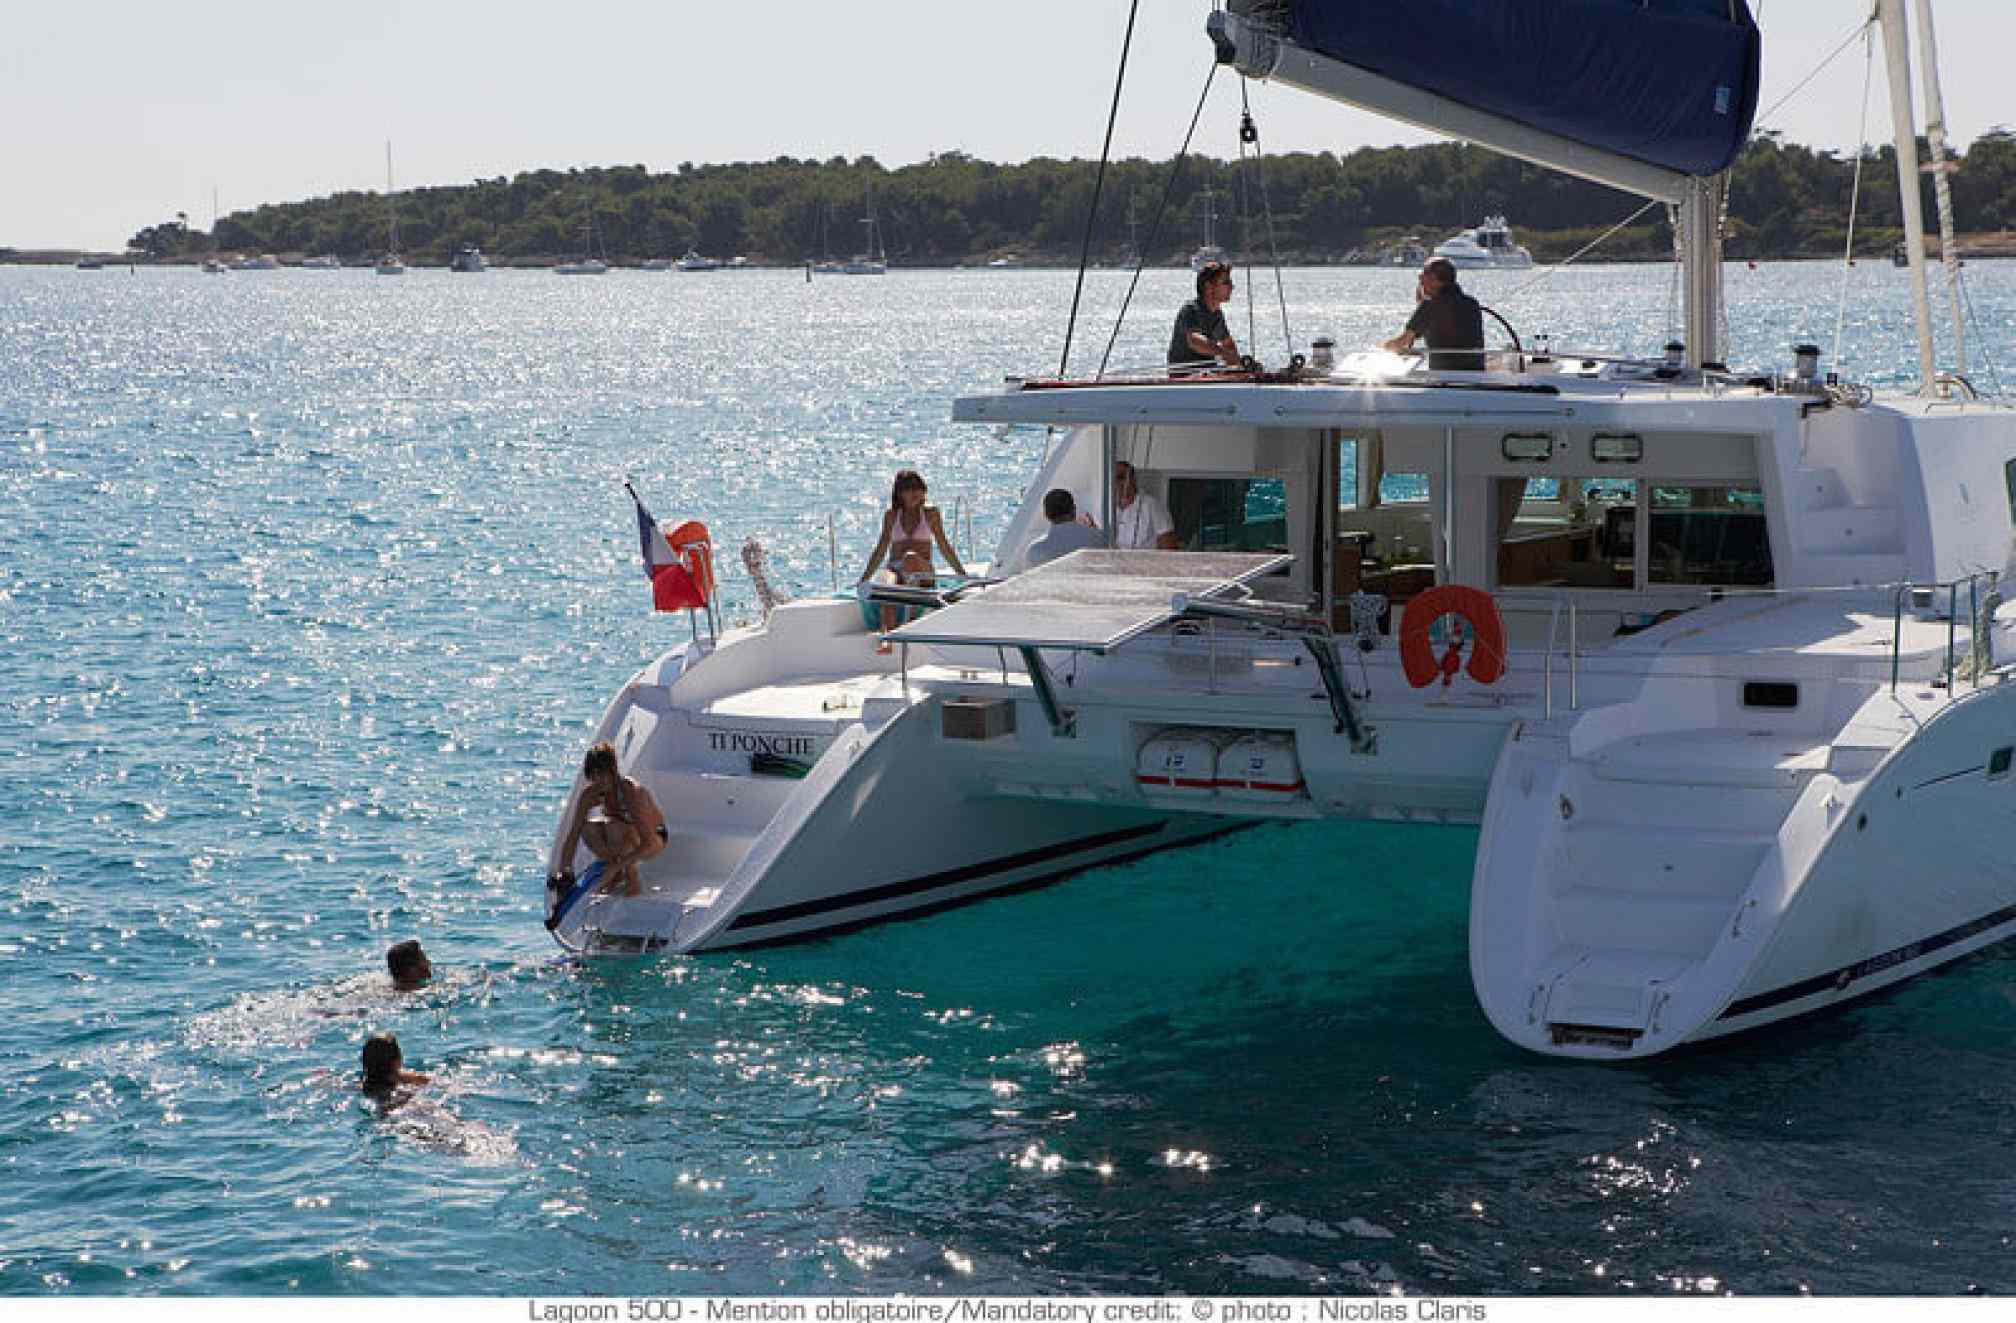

left=1474, top=682, right=2016, bottom=1058
left=543, top=634, right=1242, bottom=955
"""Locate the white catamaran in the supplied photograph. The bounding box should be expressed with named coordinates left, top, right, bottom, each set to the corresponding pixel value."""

left=544, top=0, right=2016, bottom=1060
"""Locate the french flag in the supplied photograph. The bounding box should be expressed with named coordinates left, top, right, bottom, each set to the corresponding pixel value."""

left=626, top=483, right=702, bottom=613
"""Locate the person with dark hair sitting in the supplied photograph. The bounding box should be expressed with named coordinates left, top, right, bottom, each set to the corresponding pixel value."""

left=1025, top=489, right=1105, bottom=567
left=1383, top=257, right=1485, bottom=371
left=554, top=740, right=666, bottom=900
left=360, top=1032, right=429, bottom=1098
left=386, top=940, right=431, bottom=992
left=1168, top=261, right=1243, bottom=371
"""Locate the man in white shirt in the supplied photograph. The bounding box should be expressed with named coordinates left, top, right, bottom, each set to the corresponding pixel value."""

left=1112, top=461, right=1178, bottom=551
left=1025, top=489, right=1106, bottom=567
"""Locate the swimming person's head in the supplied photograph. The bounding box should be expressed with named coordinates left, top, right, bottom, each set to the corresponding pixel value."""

left=386, top=939, right=431, bottom=991
left=361, top=1033, right=403, bottom=1093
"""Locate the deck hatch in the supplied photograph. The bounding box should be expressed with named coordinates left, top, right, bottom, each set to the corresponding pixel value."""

left=1742, top=681, right=1798, bottom=709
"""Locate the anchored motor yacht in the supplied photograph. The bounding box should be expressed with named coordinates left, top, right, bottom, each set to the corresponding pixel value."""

left=1434, top=217, right=1533, bottom=270
left=543, top=0, right=2016, bottom=1059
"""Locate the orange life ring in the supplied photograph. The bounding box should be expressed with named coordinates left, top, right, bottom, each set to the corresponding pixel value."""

left=1399, top=585, right=1507, bottom=688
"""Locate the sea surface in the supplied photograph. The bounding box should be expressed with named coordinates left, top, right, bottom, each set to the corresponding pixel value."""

left=4, top=259, right=2016, bottom=1297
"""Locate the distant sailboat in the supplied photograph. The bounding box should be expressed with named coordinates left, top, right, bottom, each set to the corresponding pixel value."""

left=554, top=215, right=609, bottom=275
left=376, top=142, right=405, bottom=275
left=840, top=181, right=888, bottom=275
left=1188, top=186, right=1226, bottom=272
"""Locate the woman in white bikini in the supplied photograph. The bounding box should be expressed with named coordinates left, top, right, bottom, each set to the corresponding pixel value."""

left=857, top=468, right=967, bottom=653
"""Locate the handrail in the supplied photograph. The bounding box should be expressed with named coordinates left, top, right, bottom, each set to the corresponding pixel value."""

left=1886, top=569, right=2002, bottom=694
left=1489, top=588, right=1580, bottom=720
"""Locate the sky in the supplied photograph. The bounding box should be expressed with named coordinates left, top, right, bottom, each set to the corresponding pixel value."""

left=8, top=0, right=2014, bottom=251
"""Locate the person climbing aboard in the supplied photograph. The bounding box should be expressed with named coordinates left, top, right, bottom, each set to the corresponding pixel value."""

left=553, top=740, right=667, bottom=901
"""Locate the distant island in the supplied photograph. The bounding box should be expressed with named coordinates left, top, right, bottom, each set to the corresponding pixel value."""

left=22, top=132, right=2016, bottom=267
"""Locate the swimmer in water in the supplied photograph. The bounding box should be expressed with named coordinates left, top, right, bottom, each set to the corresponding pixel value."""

left=360, top=1032, right=429, bottom=1099
left=386, top=939, right=432, bottom=992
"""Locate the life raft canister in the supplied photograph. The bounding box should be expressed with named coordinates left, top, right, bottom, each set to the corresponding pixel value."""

left=1399, top=585, right=1507, bottom=688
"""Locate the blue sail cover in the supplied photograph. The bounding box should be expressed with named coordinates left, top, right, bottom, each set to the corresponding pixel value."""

left=1282, top=0, right=1760, bottom=176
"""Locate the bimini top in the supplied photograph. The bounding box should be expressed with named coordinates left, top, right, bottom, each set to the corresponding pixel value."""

left=1230, top=0, right=1760, bottom=178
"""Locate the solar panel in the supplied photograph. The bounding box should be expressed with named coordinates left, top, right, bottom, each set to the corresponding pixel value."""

left=886, top=549, right=1291, bottom=651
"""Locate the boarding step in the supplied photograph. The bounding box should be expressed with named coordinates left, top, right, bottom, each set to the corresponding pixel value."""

left=1561, top=774, right=1802, bottom=835
left=1794, top=551, right=1909, bottom=587
left=1592, top=731, right=1833, bottom=789
left=1551, top=883, right=1742, bottom=958
left=1796, top=504, right=1902, bottom=555
left=1540, top=949, right=1698, bottom=1044
left=1553, top=822, right=1774, bottom=900
left=1790, top=466, right=1851, bottom=512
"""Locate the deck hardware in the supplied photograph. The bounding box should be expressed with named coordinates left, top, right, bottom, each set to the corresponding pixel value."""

left=1173, top=593, right=1374, bottom=753
left=1018, top=646, right=1076, bottom=737
left=1857, top=812, right=1868, bottom=830
left=1989, top=747, right=2013, bottom=778
left=1559, top=795, right=1574, bottom=821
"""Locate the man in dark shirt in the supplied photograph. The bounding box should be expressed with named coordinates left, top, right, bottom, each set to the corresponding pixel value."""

left=1168, top=261, right=1243, bottom=371
left=1383, top=257, right=1485, bottom=371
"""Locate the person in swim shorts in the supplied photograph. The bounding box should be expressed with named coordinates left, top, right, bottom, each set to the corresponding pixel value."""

left=554, top=740, right=667, bottom=899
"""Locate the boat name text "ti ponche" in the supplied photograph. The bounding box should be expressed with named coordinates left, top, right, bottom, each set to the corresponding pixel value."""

left=707, top=731, right=817, bottom=757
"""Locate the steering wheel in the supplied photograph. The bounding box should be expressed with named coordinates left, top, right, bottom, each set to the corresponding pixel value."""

left=1478, top=304, right=1524, bottom=359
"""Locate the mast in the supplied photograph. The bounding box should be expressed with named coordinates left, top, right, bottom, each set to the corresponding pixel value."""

left=1912, top=0, right=1965, bottom=374
left=1680, top=178, right=1726, bottom=369
left=384, top=140, right=400, bottom=255
left=1876, top=0, right=1938, bottom=394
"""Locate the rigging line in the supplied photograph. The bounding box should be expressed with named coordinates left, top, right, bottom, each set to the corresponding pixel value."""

left=1497, top=197, right=1663, bottom=308
left=1752, top=14, right=1877, bottom=135
left=1664, top=203, right=1683, bottom=342
left=1957, top=275, right=2007, bottom=398
left=1098, top=59, right=1221, bottom=380
left=1059, top=0, right=1141, bottom=380
left=1239, top=80, right=1293, bottom=360
left=1831, top=23, right=1877, bottom=375
left=1236, top=130, right=1257, bottom=352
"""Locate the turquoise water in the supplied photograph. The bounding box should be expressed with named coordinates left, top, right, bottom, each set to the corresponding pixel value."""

left=5, top=261, right=2016, bottom=1296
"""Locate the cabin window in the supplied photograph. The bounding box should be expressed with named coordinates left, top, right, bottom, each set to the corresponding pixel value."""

left=1381, top=473, right=1431, bottom=504
left=1592, top=433, right=1644, bottom=464
left=1645, top=485, right=1772, bottom=587
left=1336, top=433, right=1426, bottom=508
left=1502, top=433, right=1554, bottom=463
left=2004, top=459, right=2016, bottom=528
left=1167, top=477, right=1288, bottom=553
left=1496, top=477, right=1639, bottom=590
